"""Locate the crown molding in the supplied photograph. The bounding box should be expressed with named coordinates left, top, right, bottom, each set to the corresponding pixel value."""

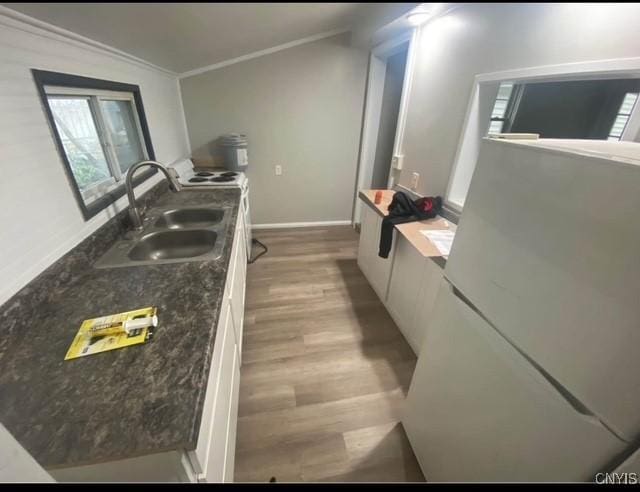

left=0, top=5, right=177, bottom=76
left=179, top=27, right=351, bottom=79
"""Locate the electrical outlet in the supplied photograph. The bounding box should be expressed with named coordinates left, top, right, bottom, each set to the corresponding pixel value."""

left=411, top=172, right=420, bottom=191
left=275, top=165, right=282, bottom=176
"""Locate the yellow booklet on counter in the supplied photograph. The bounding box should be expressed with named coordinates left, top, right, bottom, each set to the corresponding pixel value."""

left=65, top=307, right=156, bottom=360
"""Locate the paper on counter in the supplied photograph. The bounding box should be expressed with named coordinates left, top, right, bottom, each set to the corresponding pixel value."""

left=420, top=229, right=455, bottom=257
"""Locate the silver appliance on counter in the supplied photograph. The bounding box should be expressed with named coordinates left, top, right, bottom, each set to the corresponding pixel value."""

left=219, top=133, right=249, bottom=172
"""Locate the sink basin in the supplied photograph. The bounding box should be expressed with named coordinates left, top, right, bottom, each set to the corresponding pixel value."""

left=154, top=208, right=224, bottom=229
left=94, top=204, right=231, bottom=269
left=128, top=229, right=218, bottom=261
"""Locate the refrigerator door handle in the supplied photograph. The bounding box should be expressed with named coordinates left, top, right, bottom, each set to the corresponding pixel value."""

left=449, top=282, right=626, bottom=441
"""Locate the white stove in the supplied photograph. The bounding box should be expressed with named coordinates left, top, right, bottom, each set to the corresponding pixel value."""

left=177, top=168, right=248, bottom=190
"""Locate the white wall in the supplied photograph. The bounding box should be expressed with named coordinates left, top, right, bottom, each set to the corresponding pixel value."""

left=397, top=3, right=640, bottom=198
left=351, top=2, right=419, bottom=48
left=0, top=13, right=190, bottom=306
left=180, top=33, right=368, bottom=225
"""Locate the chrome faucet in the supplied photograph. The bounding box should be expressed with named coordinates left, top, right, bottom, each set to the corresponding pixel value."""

left=126, top=160, right=181, bottom=231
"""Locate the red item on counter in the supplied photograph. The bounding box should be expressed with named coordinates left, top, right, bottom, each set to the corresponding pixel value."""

left=374, top=190, right=383, bottom=204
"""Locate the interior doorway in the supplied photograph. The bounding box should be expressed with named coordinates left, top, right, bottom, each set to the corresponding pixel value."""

left=371, top=47, right=408, bottom=188
left=353, top=30, right=415, bottom=225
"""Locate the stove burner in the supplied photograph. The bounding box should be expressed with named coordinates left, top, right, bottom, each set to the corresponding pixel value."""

left=188, top=177, right=209, bottom=183
left=195, top=171, right=215, bottom=177
left=211, top=176, right=235, bottom=183
left=220, top=171, right=238, bottom=177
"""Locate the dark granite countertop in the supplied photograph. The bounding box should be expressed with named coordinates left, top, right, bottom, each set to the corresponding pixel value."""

left=0, top=185, right=241, bottom=469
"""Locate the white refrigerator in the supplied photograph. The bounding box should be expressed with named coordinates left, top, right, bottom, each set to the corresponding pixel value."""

left=403, top=138, right=640, bottom=482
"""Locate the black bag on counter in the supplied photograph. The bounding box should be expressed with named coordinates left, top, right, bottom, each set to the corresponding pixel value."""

left=378, top=192, right=442, bottom=258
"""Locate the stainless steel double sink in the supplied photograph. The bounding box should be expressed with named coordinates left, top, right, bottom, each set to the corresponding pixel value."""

left=94, top=205, right=231, bottom=269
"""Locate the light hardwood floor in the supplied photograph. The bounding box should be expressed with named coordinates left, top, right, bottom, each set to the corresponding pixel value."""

left=234, top=226, right=424, bottom=482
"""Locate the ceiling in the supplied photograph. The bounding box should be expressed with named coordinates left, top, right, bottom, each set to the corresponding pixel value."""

left=2, top=3, right=370, bottom=73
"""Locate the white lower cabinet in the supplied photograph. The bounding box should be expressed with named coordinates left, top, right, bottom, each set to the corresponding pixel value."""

left=357, top=203, right=442, bottom=355
left=223, top=347, right=240, bottom=482
left=196, top=301, right=236, bottom=482
left=410, top=259, right=442, bottom=354
left=192, top=209, right=246, bottom=483
left=357, top=204, right=395, bottom=301
left=385, top=235, right=442, bottom=355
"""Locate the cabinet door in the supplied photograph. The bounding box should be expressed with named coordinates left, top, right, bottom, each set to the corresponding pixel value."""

left=410, top=258, right=443, bottom=355
left=385, top=235, right=425, bottom=352
left=356, top=204, right=376, bottom=279
left=193, top=299, right=231, bottom=476
left=222, top=346, right=241, bottom=482
left=357, top=205, right=394, bottom=301
left=403, top=281, right=625, bottom=482
left=203, top=302, right=237, bottom=483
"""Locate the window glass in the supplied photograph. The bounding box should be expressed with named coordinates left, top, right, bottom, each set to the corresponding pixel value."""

left=608, top=92, right=638, bottom=141
left=487, top=82, right=514, bottom=134
left=48, top=97, right=112, bottom=192
left=500, top=79, right=640, bottom=139
left=100, top=99, right=145, bottom=173
left=34, top=70, right=155, bottom=220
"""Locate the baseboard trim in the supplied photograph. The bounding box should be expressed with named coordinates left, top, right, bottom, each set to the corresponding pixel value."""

left=252, top=220, right=352, bottom=230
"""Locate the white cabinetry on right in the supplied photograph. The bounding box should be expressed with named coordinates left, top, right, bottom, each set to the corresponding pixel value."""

left=385, top=235, right=442, bottom=355
left=356, top=200, right=444, bottom=356
left=357, top=204, right=395, bottom=301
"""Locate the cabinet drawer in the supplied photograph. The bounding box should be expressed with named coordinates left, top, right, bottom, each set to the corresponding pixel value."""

left=230, top=233, right=246, bottom=357
left=223, top=215, right=241, bottom=302
left=227, top=213, right=246, bottom=352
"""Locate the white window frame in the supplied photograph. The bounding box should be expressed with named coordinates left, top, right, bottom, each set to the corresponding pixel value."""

left=44, top=86, right=148, bottom=204
left=353, top=28, right=417, bottom=225
left=609, top=92, right=640, bottom=141
left=445, top=57, right=640, bottom=212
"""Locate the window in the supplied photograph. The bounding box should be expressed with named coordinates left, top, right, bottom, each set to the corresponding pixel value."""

left=32, top=70, right=155, bottom=220
left=488, top=78, right=640, bottom=140
left=608, top=92, right=639, bottom=141
left=488, top=82, right=515, bottom=134
left=448, top=72, right=640, bottom=213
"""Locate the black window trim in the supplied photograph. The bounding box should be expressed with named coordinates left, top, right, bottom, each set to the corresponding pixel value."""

left=32, top=69, right=157, bottom=221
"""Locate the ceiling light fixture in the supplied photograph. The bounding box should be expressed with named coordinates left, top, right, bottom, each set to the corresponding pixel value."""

left=406, top=6, right=433, bottom=26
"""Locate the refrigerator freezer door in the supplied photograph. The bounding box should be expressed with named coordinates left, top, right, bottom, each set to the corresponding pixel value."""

left=445, top=138, right=640, bottom=442
left=403, top=281, right=625, bottom=482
